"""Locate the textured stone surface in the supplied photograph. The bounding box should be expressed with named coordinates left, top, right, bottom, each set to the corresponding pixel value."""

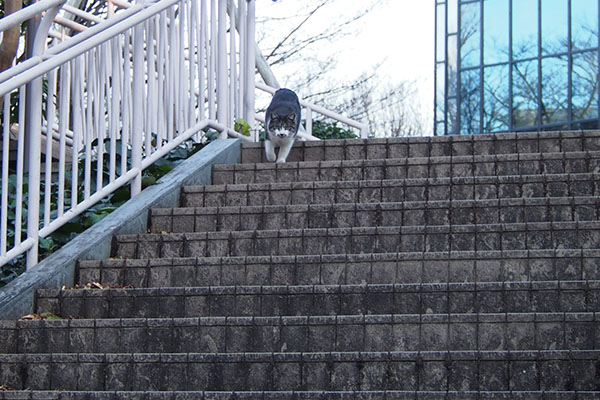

left=182, top=173, right=600, bottom=207
left=6, top=313, right=598, bottom=354
left=111, top=221, right=600, bottom=259
left=4, top=131, right=600, bottom=396
left=34, top=281, right=600, bottom=319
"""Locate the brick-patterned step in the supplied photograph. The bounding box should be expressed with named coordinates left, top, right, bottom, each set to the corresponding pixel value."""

left=34, top=281, right=600, bottom=319
left=181, top=173, right=600, bottom=207
left=149, top=196, right=600, bottom=233
left=78, top=249, right=600, bottom=288
left=211, top=151, right=600, bottom=185
left=2, top=312, right=597, bottom=354
left=111, top=221, right=600, bottom=259
left=1, top=350, right=598, bottom=391
left=240, top=131, right=600, bottom=163
left=2, top=391, right=600, bottom=400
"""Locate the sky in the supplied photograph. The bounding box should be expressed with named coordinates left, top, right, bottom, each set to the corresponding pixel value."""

left=256, top=0, right=435, bottom=131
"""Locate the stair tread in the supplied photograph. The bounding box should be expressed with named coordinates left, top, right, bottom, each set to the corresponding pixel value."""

left=37, top=279, right=600, bottom=295
left=3, top=349, right=600, bottom=357
left=117, top=219, right=600, bottom=237
left=239, top=131, right=600, bottom=163
left=78, top=248, right=600, bottom=266
left=181, top=173, right=600, bottom=207
left=148, top=196, right=600, bottom=233
left=34, top=280, right=600, bottom=319
left=110, top=221, right=600, bottom=259
left=5, top=312, right=597, bottom=354
left=6, top=311, right=598, bottom=327
left=211, top=151, right=600, bottom=185
left=2, top=390, right=600, bottom=400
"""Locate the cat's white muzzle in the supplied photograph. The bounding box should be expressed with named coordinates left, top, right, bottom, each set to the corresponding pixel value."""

left=274, top=128, right=290, bottom=138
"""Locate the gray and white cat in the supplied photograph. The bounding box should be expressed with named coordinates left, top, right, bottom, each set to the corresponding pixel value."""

left=264, top=88, right=301, bottom=163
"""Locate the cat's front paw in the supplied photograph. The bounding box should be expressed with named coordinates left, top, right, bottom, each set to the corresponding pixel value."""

left=264, top=141, right=277, bottom=162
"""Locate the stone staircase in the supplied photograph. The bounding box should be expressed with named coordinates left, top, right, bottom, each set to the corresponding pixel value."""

left=2, top=131, right=600, bottom=398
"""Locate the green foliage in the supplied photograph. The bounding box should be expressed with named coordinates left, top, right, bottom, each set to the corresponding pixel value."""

left=0, top=136, right=210, bottom=288
left=234, top=118, right=251, bottom=137
left=310, top=120, right=358, bottom=140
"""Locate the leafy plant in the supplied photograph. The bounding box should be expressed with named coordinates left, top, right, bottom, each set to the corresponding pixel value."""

left=234, top=118, right=252, bottom=137
left=310, top=120, right=358, bottom=140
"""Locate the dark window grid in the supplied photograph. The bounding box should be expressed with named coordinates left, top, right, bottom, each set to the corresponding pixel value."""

left=447, top=0, right=600, bottom=134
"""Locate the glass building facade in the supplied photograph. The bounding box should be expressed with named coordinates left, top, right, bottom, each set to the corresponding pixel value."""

left=434, top=0, right=600, bottom=135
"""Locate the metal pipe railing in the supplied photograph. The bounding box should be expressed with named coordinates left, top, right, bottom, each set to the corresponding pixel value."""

left=0, top=0, right=368, bottom=272
left=0, top=0, right=256, bottom=269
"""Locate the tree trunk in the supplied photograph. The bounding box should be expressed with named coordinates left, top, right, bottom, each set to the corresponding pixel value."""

left=0, top=0, right=23, bottom=74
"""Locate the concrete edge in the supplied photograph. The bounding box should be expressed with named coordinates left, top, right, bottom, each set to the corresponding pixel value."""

left=0, top=139, right=242, bottom=320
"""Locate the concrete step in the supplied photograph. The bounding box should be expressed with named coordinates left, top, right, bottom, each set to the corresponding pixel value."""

left=211, top=151, right=600, bottom=185
left=111, top=221, right=600, bottom=259
left=34, top=281, right=600, bottom=319
left=2, top=312, right=598, bottom=354
left=148, top=196, right=600, bottom=233
left=2, top=391, right=600, bottom=400
left=77, top=250, right=600, bottom=288
left=0, top=350, right=598, bottom=391
left=181, top=173, right=600, bottom=208
left=240, top=131, right=600, bottom=163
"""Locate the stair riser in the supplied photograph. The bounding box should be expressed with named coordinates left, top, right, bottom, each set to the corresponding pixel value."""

left=149, top=198, right=600, bottom=233
left=240, top=132, right=600, bottom=163
left=35, top=283, right=600, bottom=318
left=182, top=174, right=600, bottom=208
left=1, top=351, right=598, bottom=391
left=3, top=314, right=597, bottom=354
left=78, top=251, right=600, bottom=288
left=212, top=152, right=600, bottom=185
left=112, top=223, right=600, bottom=259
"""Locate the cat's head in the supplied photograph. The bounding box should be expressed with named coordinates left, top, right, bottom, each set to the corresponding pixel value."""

left=267, top=113, right=297, bottom=138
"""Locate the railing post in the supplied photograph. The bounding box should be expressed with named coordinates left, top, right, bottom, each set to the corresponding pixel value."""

left=131, top=0, right=145, bottom=197
left=217, top=0, right=228, bottom=138
left=245, top=0, right=256, bottom=140
left=25, top=3, right=63, bottom=268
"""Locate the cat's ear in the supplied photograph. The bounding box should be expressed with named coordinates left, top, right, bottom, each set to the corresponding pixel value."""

left=287, top=113, right=297, bottom=123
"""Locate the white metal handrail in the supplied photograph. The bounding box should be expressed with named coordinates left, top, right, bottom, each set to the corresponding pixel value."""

left=0, top=0, right=370, bottom=273
left=1, top=0, right=255, bottom=269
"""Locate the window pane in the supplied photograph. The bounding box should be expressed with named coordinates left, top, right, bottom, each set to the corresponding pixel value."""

left=483, top=0, right=509, bottom=65
left=448, top=34, right=458, bottom=96
left=541, top=56, right=568, bottom=124
left=448, top=0, right=458, bottom=34
left=436, top=63, right=446, bottom=122
left=436, top=4, right=447, bottom=62
left=572, top=0, right=598, bottom=50
left=512, top=0, right=538, bottom=60
left=512, top=60, right=539, bottom=128
left=460, top=69, right=481, bottom=134
left=460, top=2, right=481, bottom=68
left=483, top=65, right=509, bottom=132
left=541, top=0, right=568, bottom=55
left=436, top=121, right=446, bottom=136
left=572, top=51, right=599, bottom=120
left=448, top=98, right=459, bottom=135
